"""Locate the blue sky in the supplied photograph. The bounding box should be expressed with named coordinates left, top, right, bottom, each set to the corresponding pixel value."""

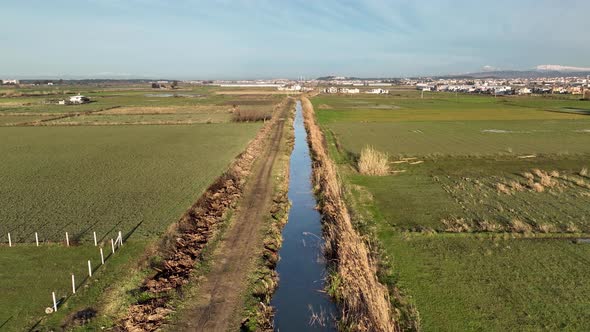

left=1, top=0, right=589, bottom=79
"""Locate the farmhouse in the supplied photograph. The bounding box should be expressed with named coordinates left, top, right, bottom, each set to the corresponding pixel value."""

left=1, top=79, right=19, bottom=85
left=278, top=84, right=302, bottom=91
left=69, top=94, right=90, bottom=104
left=338, top=87, right=360, bottom=94
left=367, top=88, right=389, bottom=94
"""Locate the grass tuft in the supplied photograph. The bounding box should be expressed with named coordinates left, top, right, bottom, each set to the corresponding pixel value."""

left=358, top=145, right=390, bottom=176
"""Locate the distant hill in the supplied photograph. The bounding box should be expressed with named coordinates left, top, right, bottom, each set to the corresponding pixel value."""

left=437, top=70, right=590, bottom=79
left=318, top=69, right=590, bottom=81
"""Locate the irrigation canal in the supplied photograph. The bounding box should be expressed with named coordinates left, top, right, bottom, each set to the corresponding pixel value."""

left=271, top=100, right=337, bottom=331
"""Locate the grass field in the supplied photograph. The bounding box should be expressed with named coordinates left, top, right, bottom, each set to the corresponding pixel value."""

left=385, top=235, right=590, bottom=331
left=313, top=91, right=590, bottom=330
left=0, top=124, right=260, bottom=243
left=0, top=84, right=280, bottom=330
left=0, top=241, right=146, bottom=331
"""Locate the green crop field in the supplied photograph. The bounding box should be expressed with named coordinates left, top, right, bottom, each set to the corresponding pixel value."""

left=0, top=241, right=146, bottom=331
left=0, top=83, right=280, bottom=330
left=0, top=124, right=260, bottom=243
left=313, top=91, right=590, bottom=331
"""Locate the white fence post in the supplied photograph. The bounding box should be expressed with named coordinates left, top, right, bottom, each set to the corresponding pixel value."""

left=100, top=247, right=105, bottom=265
left=8, top=233, right=11, bottom=247
left=93, top=232, right=97, bottom=247
left=65, top=232, right=70, bottom=247
left=87, top=260, right=92, bottom=277
left=52, top=292, right=57, bottom=312
left=71, top=274, right=76, bottom=294
left=35, top=232, right=39, bottom=246
left=117, top=231, right=123, bottom=246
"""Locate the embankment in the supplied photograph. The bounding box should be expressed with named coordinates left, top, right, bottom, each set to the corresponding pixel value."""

left=301, top=96, right=395, bottom=332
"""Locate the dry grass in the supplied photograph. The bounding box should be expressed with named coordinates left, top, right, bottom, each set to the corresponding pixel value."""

left=442, top=217, right=472, bottom=232
left=522, top=172, right=534, bottom=180
left=536, top=223, right=557, bottom=233
left=232, top=108, right=272, bottom=122
left=477, top=220, right=503, bottom=232
left=301, top=96, right=395, bottom=332
left=508, top=181, right=525, bottom=192
left=580, top=167, right=588, bottom=177
left=530, top=182, right=545, bottom=192
left=495, top=183, right=511, bottom=195
left=509, top=219, right=533, bottom=233
left=564, top=222, right=580, bottom=233
left=98, top=105, right=229, bottom=115
left=358, top=146, right=390, bottom=176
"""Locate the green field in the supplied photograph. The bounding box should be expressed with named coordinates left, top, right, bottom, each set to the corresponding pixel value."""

left=0, top=241, right=146, bottom=331
left=0, top=84, right=280, bottom=330
left=313, top=91, right=590, bottom=331
left=386, top=235, right=590, bottom=331
left=0, top=124, right=260, bottom=243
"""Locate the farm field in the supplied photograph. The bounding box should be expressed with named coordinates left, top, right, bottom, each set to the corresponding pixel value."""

left=312, top=91, right=590, bottom=330
left=0, top=124, right=261, bottom=243
left=0, top=241, right=146, bottom=331
left=0, top=84, right=283, bottom=330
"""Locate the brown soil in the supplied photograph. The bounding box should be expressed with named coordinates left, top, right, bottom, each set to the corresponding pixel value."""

left=172, top=99, right=290, bottom=332
left=301, top=96, right=395, bottom=332
left=117, top=99, right=291, bottom=331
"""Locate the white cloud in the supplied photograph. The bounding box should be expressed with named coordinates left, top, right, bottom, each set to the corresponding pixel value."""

left=482, top=65, right=498, bottom=72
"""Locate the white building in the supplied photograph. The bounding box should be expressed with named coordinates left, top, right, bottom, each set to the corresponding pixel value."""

left=323, top=87, right=338, bottom=94
left=339, top=87, right=360, bottom=94
left=278, top=84, right=302, bottom=91
left=367, top=88, right=389, bottom=94
left=2, top=79, right=19, bottom=85
left=518, top=88, right=532, bottom=95
left=69, top=95, right=90, bottom=104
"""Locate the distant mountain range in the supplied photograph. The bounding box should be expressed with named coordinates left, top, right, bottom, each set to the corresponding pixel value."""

left=318, top=65, right=590, bottom=81
left=438, top=69, right=590, bottom=79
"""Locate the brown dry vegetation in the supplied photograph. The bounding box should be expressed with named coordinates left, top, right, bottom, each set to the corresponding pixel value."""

left=301, top=96, right=394, bottom=332
left=358, top=146, right=390, bottom=176
left=97, top=105, right=230, bottom=115
left=232, top=108, right=272, bottom=122
left=509, top=218, right=533, bottom=233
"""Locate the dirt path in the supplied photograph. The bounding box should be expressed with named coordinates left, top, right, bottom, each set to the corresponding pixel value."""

left=173, top=103, right=289, bottom=331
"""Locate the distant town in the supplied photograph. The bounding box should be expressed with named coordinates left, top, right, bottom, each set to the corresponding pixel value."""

left=2, top=73, right=590, bottom=98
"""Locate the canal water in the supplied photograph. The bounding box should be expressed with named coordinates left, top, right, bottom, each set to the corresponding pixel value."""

left=271, top=100, right=337, bottom=331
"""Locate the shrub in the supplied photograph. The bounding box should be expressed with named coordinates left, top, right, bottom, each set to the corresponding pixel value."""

left=510, top=219, right=532, bottom=233
left=358, top=146, right=390, bottom=176
left=232, top=108, right=272, bottom=122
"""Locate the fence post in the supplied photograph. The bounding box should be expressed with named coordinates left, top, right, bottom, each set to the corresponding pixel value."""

left=8, top=233, right=11, bottom=247
left=87, top=260, right=92, bottom=277
left=118, top=231, right=123, bottom=246
left=52, top=292, right=57, bottom=312
left=93, top=232, right=97, bottom=247
left=100, top=247, right=105, bottom=265
left=35, top=232, right=39, bottom=246
left=65, top=232, right=70, bottom=247
left=71, top=274, right=76, bottom=294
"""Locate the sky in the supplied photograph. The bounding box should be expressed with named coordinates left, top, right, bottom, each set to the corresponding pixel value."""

left=1, top=0, right=589, bottom=79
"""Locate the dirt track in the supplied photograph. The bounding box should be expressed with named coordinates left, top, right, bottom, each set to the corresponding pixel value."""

left=172, top=101, right=289, bottom=331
